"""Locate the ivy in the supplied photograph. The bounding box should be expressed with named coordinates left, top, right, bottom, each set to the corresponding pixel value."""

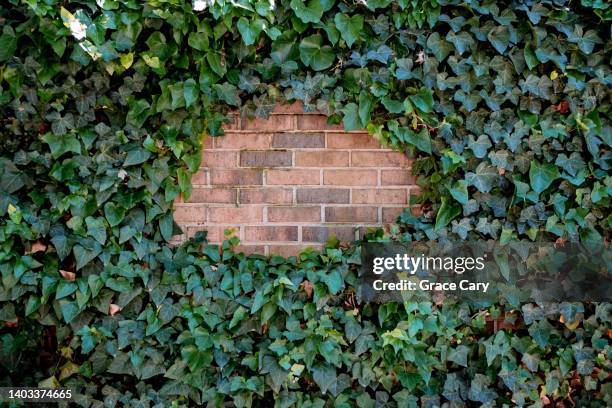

left=0, top=0, right=610, bottom=406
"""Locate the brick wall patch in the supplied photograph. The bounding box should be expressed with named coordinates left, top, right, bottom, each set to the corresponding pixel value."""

left=174, top=103, right=419, bottom=255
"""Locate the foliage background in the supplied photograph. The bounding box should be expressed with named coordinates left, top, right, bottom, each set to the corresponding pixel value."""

left=0, top=0, right=610, bottom=406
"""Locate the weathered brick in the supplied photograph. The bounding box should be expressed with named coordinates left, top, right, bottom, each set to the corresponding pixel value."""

left=351, top=151, right=412, bottom=167
left=323, top=170, right=377, bottom=186
left=302, top=226, right=356, bottom=242
left=296, top=115, right=343, bottom=131
left=327, top=132, right=382, bottom=149
left=187, top=226, right=238, bottom=242
left=214, top=133, right=271, bottom=149
left=240, top=150, right=292, bottom=167
left=187, top=188, right=237, bottom=204
left=270, top=102, right=305, bottom=114
left=268, top=244, right=323, bottom=257
left=272, top=133, right=325, bottom=148
left=382, top=207, right=404, bottom=223
left=295, top=151, right=349, bottom=167
left=191, top=169, right=208, bottom=185
left=296, top=188, right=349, bottom=204
left=235, top=245, right=267, bottom=255
left=352, top=188, right=408, bottom=204
left=266, top=169, right=320, bottom=185
left=202, top=151, right=237, bottom=168
left=239, top=188, right=293, bottom=204
left=325, top=206, right=378, bottom=222
left=210, top=169, right=263, bottom=185
left=173, top=206, right=206, bottom=223
left=208, top=207, right=263, bottom=223
left=268, top=206, right=321, bottom=222
left=381, top=169, right=416, bottom=186
left=241, top=115, right=293, bottom=131
left=245, top=226, right=298, bottom=242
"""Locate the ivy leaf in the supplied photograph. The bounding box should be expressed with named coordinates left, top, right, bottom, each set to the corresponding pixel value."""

left=334, top=14, right=363, bottom=47
left=104, top=202, right=126, bottom=227
left=448, top=345, right=470, bottom=367
left=299, top=34, right=335, bottom=71
left=466, top=163, right=497, bottom=193
left=290, top=0, right=333, bottom=24
left=214, top=83, right=241, bottom=106
left=409, top=88, right=434, bottom=113
left=341, top=102, right=360, bottom=131
left=524, top=45, right=538, bottom=70
left=449, top=180, right=469, bottom=205
left=0, top=29, right=17, bottom=61
left=85, top=217, right=107, bottom=245
left=487, top=26, right=510, bottom=54
left=41, top=133, right=81, bottom=159
left=427, top=32, right=453, bottom=60
left=435, top=197, right=461, bottom=231
left=73, top=244, right=102, bottom=270
left=396, top=127, right=432, bottom=154
left=312, top=365, right=351, bottom=396
left=529, top=160, right=559, bottom=194
left=446, top=31, right=475, bottom=55
left=237, top=17, right=263, bottom=46
left=124, top=147, right=151, bottom=166
left=468, top=135, right=492, bottom=158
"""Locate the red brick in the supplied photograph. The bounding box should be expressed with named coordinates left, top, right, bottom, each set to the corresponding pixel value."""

left=351, top=151, right=412, bottom=167
left=210, top=169, right=263, bottom=185
left=323, top=170, right=377, bottom=186
left=214, top=133, right=271, bottom=149
left=173, top=206, right=206, bottom=223
left=191, top=169, right=208, bottom=185
left=271, top=102, right=305, bottom=114
left=325, top=207, right=378, bottom=222
left=208, top=207, right=263, bottom=223
left=187, top=188, right=237, bottom=204
left=272, top=133, right=325, bottom=148
left=245, top=226, right=298, bottom=242
left=223, top=114, right=241, bottom=130
left=382, top=207, right=405, bottom=223
left=352, top=189, right=408, bottom=204
left=202, top=151, right=238, bottom=168
left=295, top=151, right=349, bottom=167
left=296, top=188, right=349, bottom=204
left=201, top=136, right=214, bottom=149
left=268, top=206, right=321, bottom=222
left=239, top=188, right=293, bottom=204
left=266, top=169, right=320, bottom=185
left=381, top=170, right=416, bottom=186
left=241, top=115, right=294, bottom=131
left=235, top=245, right=267, bottom=255
left=268, top=244, right=323, bottom=257
left=327, top=133, right=382, bottom=149
left=302, top=226, right=356, bottom=242
left=186, top=226, right=239, bottom=242
left=240, top=150, right=292, bottom=167
left=296, top=115, right=343, bottom=131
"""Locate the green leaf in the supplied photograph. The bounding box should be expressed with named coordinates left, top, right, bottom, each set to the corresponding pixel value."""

left=449, top=180, right=469, bottom=205
left=85, top=217, right=107, bottom=245
left=188, top=32, right=209, bottom=51
left=299, top=34, right=335, bottom=71
left=334, top=13, right=363, bottom=47
left=104, top=202, right=126, bottom=227
left=0, top=30, right=17, bottom=61
left=41, top=133, right=81, bottom=159
left=341, top=103, right=360, bottom=131
left=409, top=88, right=434, bottom=113
left=290, top=0, right=333, bottom=24
left=237, top=17, right=263, bottom=46
left=124, top=147, right=151, bottom=166
left=448, top=345, right=469, bottom=367
left=73, top=244, right=102, bottom=269
left=524, top=45, right=538, bottom=70
left=396, top=127, right=432, bottom=154
left=435, top=197, right=461, bottom=231
left=487, top=25, right=510, bottom=54
left=529, top=160, right=560, bottom=194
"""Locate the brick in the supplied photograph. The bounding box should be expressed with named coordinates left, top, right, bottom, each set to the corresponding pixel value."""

left=382, top=207, right=405, bottom=223
left=297, top=115, right=343, bottom=131
left=187, top=188, right=237, bottom=204
left=381, top=170, right=416, bottom=186
left=296, top=188, right=349, bottom=204
left=173, top=206, right=206, bottom=223
left=240, top=150, right=292, bottom=167
left=201, top=136, right=214, bottom=149
left=202, top=151, right=237, bottom=168
left=266, top=169, right=320, bottom=185
left=223, top=114, right=241, bottom=130
left=235, top=245, right=266, bottom=255
left=214, top=133, right=271, bottom=149
left=302, top=226, right=356, bottom=242
left=325, top=207, right=378, bottom=222
left=208, top=207, right=263, bottom=223
left=352, top=188, right=408, bottom=204
left=191, top=169, right=208, bottom=185
left=241, top=115, right=294, bottom=131
left=239, top=188, right=293, bottom=204
left=327, top=133, right=382, bottom=149
left=295, top=151, right=349, bottom=167
left=268, top=244, right=323, bottom=257
left=323, top=170, right=377, bottom=186
left=271, top=102, right=305, bottom=114
left=245, top=226, right=298, bottom=242
left=351, top=151, right=412, bottom=167
left=210, top=169, right=263, bottom=185
left=268, top=206, right=321, bottom=222
left=272, top=132, right=325, bottom=148
left=187, top=226, right=238, bottom=242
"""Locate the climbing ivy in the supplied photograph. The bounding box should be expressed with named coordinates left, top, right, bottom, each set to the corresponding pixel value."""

left=0, top=0, right=610, bottom=406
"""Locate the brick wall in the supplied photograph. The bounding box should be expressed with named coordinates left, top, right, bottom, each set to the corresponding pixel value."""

left=173, top=104, right=419, bottom=256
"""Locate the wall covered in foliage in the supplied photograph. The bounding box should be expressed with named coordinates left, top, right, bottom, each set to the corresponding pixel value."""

left=0, top=0, right=610, bottom=406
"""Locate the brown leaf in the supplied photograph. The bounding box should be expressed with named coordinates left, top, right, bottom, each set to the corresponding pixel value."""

left=60, top=270, right=76, bottom=281
left=301, top=280, right=313, bottom=298
left=109, top=304, right=121, bottom=316
left=4, top=318, right=18, bottom=328
left=25, top=240, right=47, bottom=254
left=555, top=100, right=569, bottom=114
